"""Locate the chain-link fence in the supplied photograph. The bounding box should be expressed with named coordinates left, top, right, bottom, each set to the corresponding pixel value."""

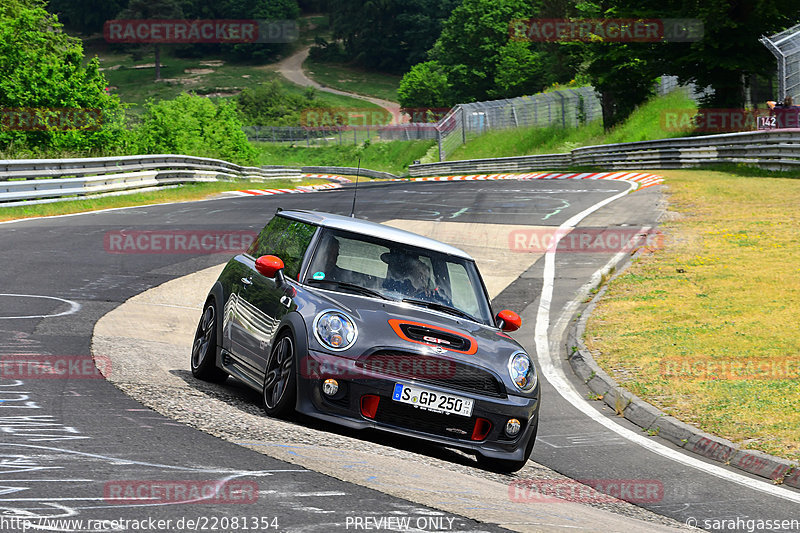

left=244, top=126, right=374, bottom=146
left=426, top=87, right=600, bottom=161
left=761, top=23, right=800, bottom=103
left=656, top=75, right=713, bottom=103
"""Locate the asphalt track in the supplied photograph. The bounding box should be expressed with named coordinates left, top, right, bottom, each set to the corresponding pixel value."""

left=0, top=178, right=798, bottom=532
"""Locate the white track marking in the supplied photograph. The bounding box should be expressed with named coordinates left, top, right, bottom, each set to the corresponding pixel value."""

left=533, top=181, right=800, bottom=504
left=0, top=294, right=80, bottom=320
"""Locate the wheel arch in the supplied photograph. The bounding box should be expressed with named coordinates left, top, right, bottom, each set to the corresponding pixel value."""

left=272, top=312, right=309, bottom=408
left=206, top=281, right=225, bottom=366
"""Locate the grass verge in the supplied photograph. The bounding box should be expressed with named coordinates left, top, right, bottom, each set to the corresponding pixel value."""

left=0, top=178, right=328, bottom=222
left=448, top=89, right=696, bottom=160
left=584, top=168, right=800, bottom=461
left=254, top=139, right=434, bottom=175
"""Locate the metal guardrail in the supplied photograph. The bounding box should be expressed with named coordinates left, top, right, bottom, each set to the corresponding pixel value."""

left=301, top=166, right=400, bottom=180
left=408, top=129, right=800, bottom=176
left=0, top=154, right=302, bottom=205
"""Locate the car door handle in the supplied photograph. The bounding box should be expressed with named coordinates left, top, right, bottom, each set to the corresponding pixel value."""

left=241, top=277, right=253, bottom=285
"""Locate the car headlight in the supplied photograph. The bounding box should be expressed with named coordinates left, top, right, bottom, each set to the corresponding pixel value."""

left=508, top=351, right=537, bottom=392
left=314, top=310, right=358, bottom=351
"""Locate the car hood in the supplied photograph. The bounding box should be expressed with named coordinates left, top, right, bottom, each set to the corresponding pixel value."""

left=295, top=285, right=528, bottom=373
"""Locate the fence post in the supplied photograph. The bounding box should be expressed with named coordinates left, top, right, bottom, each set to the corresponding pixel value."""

left=461, top=106, right=466, bottom=145
left=437, top=128, right=444, bottom=162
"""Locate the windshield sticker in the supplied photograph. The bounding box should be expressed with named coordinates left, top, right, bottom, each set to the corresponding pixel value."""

left=313, top=271, right=326, bottom=280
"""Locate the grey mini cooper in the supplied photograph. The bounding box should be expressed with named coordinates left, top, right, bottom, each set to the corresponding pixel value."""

left=191, top=209, right=540, bottom=472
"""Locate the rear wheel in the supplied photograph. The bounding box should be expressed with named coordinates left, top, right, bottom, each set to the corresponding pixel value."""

left=190, top=299, right=227, bottom=383
left=262, top=332, right=297, bottom=418
left=477, top=418, right=538, bottom=473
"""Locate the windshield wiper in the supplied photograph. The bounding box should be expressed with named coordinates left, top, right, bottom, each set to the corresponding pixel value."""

left=306, top=279, right=390, bottom=300
left=402, top=298, right=479, bottom=322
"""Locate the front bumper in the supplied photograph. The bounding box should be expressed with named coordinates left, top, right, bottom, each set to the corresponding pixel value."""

left=295, top=349, right=540, bottom=460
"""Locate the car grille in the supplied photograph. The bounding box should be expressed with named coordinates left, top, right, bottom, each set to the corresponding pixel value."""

left=399, top=323, right=473, bottom=352
left=357, top=350, right=506, bottom=398
left=374, top=399, right=477, bottom=440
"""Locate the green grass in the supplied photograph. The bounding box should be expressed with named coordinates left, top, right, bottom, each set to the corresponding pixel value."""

left=255, top=139, right=434, bottom=175
left=304, top=58, right=401, bottom=102
left=448, top=89, right=697, bottom=161
left=0, top=178, right=327, bottom=222
left=85, top=42, right=383, bottom=114
left=585, top=169, right=800, bottom=461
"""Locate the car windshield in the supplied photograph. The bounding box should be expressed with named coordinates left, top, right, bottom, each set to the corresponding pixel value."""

left=305, top=228, right=493, bottom=325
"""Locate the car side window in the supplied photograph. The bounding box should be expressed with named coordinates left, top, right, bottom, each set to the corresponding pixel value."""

left=248, top=216, right=316, bottom=280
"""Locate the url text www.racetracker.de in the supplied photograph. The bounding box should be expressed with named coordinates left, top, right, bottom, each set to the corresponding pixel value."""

left=685, top=516, right=800, bottom=532
left=0, top=515, right=280, bottom=532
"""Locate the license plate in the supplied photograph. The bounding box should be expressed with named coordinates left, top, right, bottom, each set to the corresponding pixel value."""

left=392, top=383, right=474, bottom=417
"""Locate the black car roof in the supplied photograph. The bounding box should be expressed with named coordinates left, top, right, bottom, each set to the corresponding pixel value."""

left=278, top=209, right=474, bottom=260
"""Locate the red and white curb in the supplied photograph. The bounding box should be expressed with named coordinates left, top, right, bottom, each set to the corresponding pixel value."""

left=302, top=174, right=353, bottom=183
left=227, top=171, right=663, bottom=197
left=407, top=171, right=663, bottom=190
left=225, top=182, right=344, bottom=197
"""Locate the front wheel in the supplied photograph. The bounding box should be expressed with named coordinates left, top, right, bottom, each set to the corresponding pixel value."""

left=262, top=333, right=297, bottom=418
left=190, top=299, right=227, bottom=383
left=477, top=418, right=538, bottom=473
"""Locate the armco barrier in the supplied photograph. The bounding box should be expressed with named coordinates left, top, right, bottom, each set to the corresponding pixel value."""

left=0, top=154, right=301, bottom=205
left=300, top=166, right=400, bottom=180
left=408, top=129, right=800, bottom=176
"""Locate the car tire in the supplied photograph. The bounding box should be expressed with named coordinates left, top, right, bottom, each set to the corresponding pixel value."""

left=262, top=332, right=297, bottom=418
left=476, top=417, right=538, bottom=474
left=190, top=298, right=228, bottom=383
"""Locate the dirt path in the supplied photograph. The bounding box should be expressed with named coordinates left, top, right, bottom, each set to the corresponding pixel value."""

left=272, top=45, right=402, bottom=119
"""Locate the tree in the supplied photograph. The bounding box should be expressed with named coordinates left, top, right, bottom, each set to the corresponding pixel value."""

left=328, top=0, right=459, bottom=73
left=46, top=0, right=126, bottom=35
left=0, top=0, right=125, bottom=151
left=569, top=1, right=662, bottom=129
left=398, top=61, right=451, bottom=110
left=181, top=0, right=300, bottom=62
left=649, top=0, right=798, bottom=108
left=429, top=0, right=544, bottom=102
left=117, top=0, right=184, bottom=80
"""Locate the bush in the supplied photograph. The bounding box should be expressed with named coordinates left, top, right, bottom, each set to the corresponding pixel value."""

left=0, top=0, right=127, bottom=151
left=398, top=61, right=451, bottom=109
left=132, top=94, right=256, bottom=165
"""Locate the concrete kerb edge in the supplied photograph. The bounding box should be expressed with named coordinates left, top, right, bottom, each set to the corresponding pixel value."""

left=566, top=249, right=799, bottom=488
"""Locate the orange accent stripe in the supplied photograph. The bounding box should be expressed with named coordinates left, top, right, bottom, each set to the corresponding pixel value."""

left=388, top=319, right=478, bottom=355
